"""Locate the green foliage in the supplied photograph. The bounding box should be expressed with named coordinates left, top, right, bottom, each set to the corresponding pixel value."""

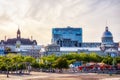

left=39, top=63, right=46, bottom=68
left=67, top=59, right=76, bottom=65
left=24, top=56, right=35, bottom=63
left=0, top=53, right=120, bottom=71
left=102, top=56, right=113, bottom=65
left=5, top=47, right=11, bottom=52
left=54, top=57, right=69, bottom=69
left=31, top=61, right=40, bottom=68
left=79, top=53, right=89, bottom=62
left=89, top=53, right=102, bottom=62
left=0, top=63, right=7, bottom=71
left=116, top=57, right=120, bottom=63
left=0, top=54, right=35, bottom=71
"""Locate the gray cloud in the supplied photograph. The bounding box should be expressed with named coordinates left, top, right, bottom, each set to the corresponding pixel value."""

left=0, top=0, right=120, bottom=44
left=25, top=0, right=120, bottom=22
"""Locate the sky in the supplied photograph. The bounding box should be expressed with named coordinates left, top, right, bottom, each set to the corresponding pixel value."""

left=0, top=0, right=120, bottom=45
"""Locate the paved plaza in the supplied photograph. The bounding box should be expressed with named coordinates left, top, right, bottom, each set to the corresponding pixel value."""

left=0, top=72, right=120, bottom=80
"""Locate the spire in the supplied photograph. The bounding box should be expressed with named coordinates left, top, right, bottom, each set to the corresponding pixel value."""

left=105, top=26, right=108, bottom=31
left=106, top=20, right=108, bottom=26
left=17, top=28, right=20, bottom=34
left=31, top=36, right=33, bottom=41
left=17, top=27, right=21, bottom=39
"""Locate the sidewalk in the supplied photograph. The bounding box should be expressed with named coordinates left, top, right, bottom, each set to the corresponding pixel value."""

left=0, top=72, right=120, bottom=80
left=100, top=78, right=120, bottom=80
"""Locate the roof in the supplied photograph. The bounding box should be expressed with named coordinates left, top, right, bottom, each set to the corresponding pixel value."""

left=105, top=48, right=118, bottom=52
left=60, top=47, right=101, bottom=52
left=1, top=38, right=37, bottom=45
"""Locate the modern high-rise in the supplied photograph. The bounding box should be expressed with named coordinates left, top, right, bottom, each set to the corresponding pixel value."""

left=52, top=26, right=82, bottom=47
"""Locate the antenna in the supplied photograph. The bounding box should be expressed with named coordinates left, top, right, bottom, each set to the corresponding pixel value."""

left=18, top=24, right=20, bottom=30
left=106, top=20, right=108, bottom=26
left=5, top=36, right=6, bottom=41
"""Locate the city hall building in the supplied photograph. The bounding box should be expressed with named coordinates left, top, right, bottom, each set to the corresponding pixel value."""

left=0, top=28, right=41, bottom=57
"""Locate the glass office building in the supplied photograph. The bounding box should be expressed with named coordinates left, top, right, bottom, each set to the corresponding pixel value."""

left=52, top=26, right=82, bottom=47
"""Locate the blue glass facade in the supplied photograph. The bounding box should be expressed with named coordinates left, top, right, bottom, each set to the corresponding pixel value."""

left=52, top=27, right=82, bottom=47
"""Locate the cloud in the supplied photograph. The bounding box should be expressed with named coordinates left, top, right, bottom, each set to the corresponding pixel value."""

left=0, top=0, right=120, bottom=44
left=0, top=13, right=12, bottom=24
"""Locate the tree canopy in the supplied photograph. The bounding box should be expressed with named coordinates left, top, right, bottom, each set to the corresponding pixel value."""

left=0, top=52, right=120, bottom=72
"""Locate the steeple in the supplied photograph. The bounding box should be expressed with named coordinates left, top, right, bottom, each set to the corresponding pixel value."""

left=17, top=28, right=21, bottom=39
left=105, top=26, right=108, bottom=31
left=31, top=36, right=33, bottom=41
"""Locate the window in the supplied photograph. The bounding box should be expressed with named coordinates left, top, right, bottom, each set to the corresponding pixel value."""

left=76, top=34, right=81, bottom=36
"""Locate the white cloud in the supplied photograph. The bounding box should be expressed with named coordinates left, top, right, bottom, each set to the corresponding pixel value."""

left=0, top=0, right=120, bottom=45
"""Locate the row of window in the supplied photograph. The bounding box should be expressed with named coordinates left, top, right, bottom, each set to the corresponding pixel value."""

left=46, top=48, right=60, bottom=52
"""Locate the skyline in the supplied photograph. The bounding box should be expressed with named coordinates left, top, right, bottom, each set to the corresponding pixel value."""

left=0, top=0, right=120, bottom=45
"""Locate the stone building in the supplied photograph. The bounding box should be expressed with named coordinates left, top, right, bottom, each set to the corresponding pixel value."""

left=0, top=28, right=37, bottom=45
left=0, top=28, right=41, bottom=57
left=45, top=43, right=60, bottom=56
left=100, top=27, right=119, bottom=56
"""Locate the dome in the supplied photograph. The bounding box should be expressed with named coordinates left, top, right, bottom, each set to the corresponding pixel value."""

left=102, top=27, right=113, bottom=37
left=101, top=27, right=114, bottom=44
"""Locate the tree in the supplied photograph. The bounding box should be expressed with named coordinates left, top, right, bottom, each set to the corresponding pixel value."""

left=31, top=61, right=40, bottom=69
left=24, top=56, right=35, bottom=63
left=102, top=56, right=113, bottom=65
left=41, top=54, right=58, bottom=70
left=89, top=53, right=102, bottom=62
left=5, top=47, right=11, bottom=52
left=67, top=59, right=76, bottom=65
left=116, top=57, right=120, bottom=63
left=4, top=57, right=13, bottom=78
left=79, top=53, right=89, bottom=62
left=53, top=57, right=69, bottom=72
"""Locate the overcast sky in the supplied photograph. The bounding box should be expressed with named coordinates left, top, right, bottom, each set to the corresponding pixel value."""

left=0, top=0, right=120, bottom=45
